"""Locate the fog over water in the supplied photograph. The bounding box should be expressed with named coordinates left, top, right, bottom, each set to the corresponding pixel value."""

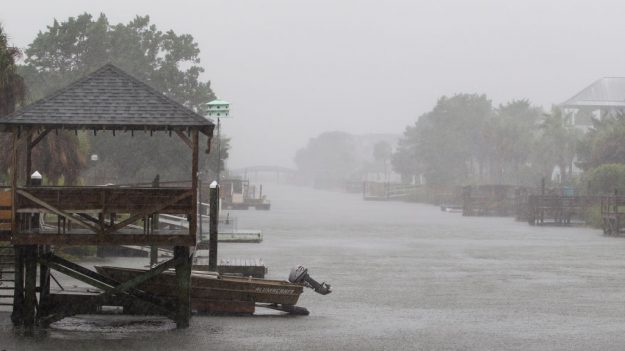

left=4, top=0, right=625, bottom=167
left=3, top=183, right=625, bottom=350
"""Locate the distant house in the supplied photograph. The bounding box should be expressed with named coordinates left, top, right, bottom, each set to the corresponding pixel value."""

left=554, top=77, right=625, bottom=182
left=561, top=77, right=625, bottom=131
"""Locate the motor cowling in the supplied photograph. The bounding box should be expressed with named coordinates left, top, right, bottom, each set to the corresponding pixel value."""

left=289, top=265, right=332, bottom=295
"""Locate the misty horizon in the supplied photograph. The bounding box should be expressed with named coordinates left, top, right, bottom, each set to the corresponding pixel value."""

left=3, top=0, right=625, bottom=169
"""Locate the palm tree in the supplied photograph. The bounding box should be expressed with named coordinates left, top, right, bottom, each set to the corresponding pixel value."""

left=0, top=23, right=25, bottom=116
left=533, top=107, right=581, bottom=184
left=0, top=24, right=85, bottom=184
left=0, top=23, right=26, bottom=183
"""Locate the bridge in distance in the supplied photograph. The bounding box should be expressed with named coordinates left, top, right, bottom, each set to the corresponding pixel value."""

left=229, top=165, right=298, bottom=182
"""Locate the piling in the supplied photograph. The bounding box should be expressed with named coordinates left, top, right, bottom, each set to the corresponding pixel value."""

left=23, top=245, right=37, bottom=328
left=209, top=182, right=220, bottom=271
left=150, top=175, right=160, bottom=266
left=174, top=246, right=191, bottom=328
left=11, top=245, right=24, bottom=325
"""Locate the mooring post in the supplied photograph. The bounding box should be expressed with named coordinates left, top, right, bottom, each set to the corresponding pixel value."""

left=540, top=177, right=546, bottom=224
left=463, top=186, right=471, bottom=216
left=31, top=172, right=50, bottom=319
left=150, top=175, right=160, bottom=266
left=174, top=245, right=191, bottom=328
left=209, top=181, right=219, bottom=271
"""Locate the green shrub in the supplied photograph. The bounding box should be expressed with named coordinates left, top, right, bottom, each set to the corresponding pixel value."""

left=583, top=204, right=603, bottom=229
left=584, top=164, right=625, bottom=195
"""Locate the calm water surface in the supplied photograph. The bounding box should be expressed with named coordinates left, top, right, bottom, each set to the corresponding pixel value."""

left=2, top=183, right=625, bottom=350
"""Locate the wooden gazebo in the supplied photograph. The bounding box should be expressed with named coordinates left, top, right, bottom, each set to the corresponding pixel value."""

left=0, top=63, right=214, bottom=328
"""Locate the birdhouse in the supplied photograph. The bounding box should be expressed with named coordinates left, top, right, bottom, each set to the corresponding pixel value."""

left=206, top=99, right=231, bottom=119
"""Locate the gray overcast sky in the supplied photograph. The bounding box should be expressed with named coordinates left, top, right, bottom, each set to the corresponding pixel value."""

left=2, top=0, right=625, bottom=168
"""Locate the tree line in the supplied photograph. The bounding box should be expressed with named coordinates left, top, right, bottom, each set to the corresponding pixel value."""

left=392, top=94, right=570, bottom=187
left=0, top=14, right=229, bottom=184
left=295, top=92, right=625, bottom=195
left=392, top=93, right=625, bottom=194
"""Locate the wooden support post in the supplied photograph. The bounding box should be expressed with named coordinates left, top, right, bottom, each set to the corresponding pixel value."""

left=463, top=186, right=471, bottom=216
left=198, top=179, right=203, bottom=241
left=25, top=134, right=32, bottom=186
left=209, top=183, right=219, bottom=271
left=28, top=173, right=50, bottom=320
left=190, top=130, right=199, bottom=240
left=30, top=128, right=51, bottom=148
left=11, top=245, right=24, bottom=325
left=175, top=130, right=193, bottom=149
left=96, top=244, right=105, bottom=258
left=150, top=175, right=160, bottom=266
left=38, top=245, right=50, bottom=318
left=174, top=246, right=191, bottom=328
left=23, top=245, right=37, bottom=328
left=362, top=181, right=366, bottom=198
left=11, top=130, right=18, bottom=235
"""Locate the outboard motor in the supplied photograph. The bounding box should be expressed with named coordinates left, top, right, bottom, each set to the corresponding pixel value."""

left=289, top=265, right=332, bottom=295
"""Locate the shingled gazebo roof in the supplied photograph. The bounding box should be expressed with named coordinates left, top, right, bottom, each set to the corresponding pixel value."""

left=0, top=63, right=214, bottom=135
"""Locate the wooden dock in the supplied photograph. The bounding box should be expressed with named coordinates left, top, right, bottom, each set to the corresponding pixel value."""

left=462, top=185, right=519, bottom=217
left=194, top=257, right=267, bottom=278
left=601, top=196, right=625, bottom=235
left=527, top=195, right=599, bottom=226
left=363, top=181, right=419, bottom=201
left=219, top=178, right=271, bottom=210
left=160, top=213, right=263, bottom=243
left=0, top=64, right=217, bottom=329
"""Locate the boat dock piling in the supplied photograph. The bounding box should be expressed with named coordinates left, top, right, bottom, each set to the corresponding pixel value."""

left=209, top=182, right=219, bottom=271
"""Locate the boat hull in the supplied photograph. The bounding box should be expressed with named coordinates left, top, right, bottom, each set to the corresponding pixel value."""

left=95, top=266, right=303, bottom=313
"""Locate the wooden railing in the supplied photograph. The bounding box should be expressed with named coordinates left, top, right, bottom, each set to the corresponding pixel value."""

left=10, top=186, right=195, bottom=246
left=0, top=187, right=10, bottom=234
